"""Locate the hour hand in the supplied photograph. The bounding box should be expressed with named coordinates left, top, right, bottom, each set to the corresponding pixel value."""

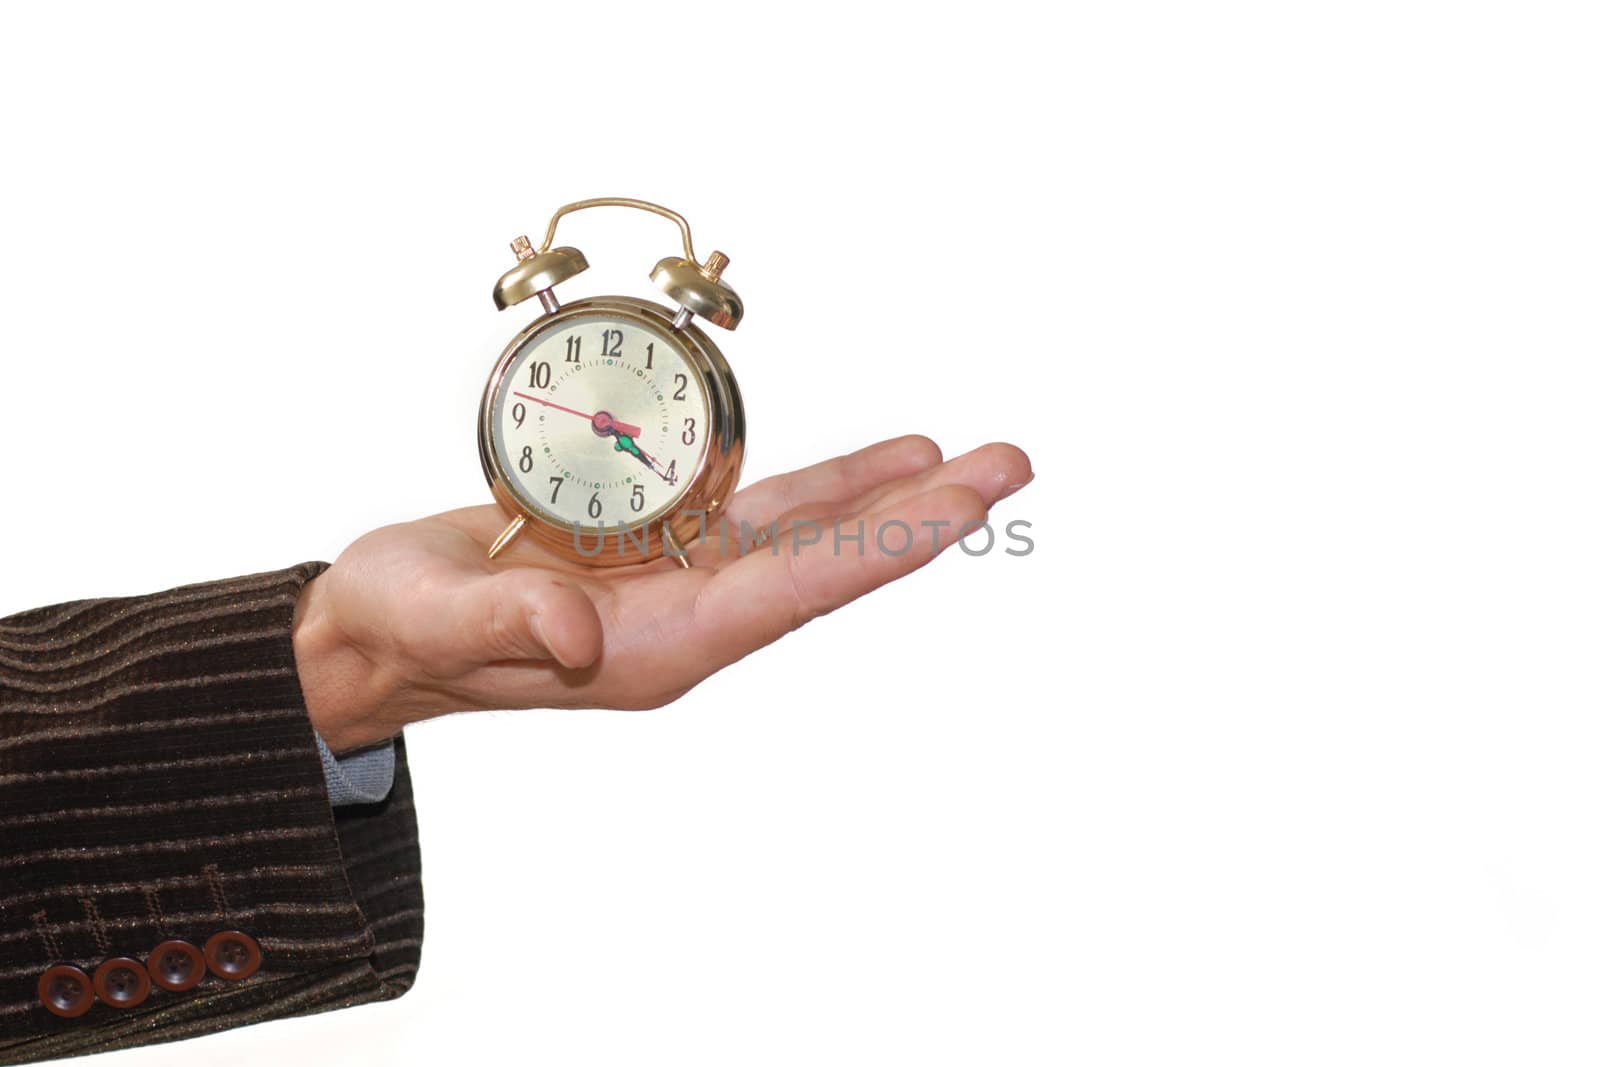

left=591, top=410, right=643, bottom=439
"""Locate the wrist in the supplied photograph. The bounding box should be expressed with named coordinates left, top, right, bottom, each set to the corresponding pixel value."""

left=292, top=574, right=406, bottom=754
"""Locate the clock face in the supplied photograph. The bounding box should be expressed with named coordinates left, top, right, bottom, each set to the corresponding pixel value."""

left=489, top=312, right=711, bottom=530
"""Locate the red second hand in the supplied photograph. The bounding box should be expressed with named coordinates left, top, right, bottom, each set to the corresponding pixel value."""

left=511, top=391, right=642, bottom=438
left=633, top=444, right=677, bottom=485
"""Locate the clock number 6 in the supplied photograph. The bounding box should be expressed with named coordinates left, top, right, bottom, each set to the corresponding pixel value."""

left=588, top=491, right=603, bottom=519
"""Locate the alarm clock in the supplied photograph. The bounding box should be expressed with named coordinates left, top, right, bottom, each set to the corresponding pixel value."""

left=477, top=198, right=746, bottom=567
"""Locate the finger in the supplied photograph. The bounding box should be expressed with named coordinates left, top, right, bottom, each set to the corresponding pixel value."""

left=689, top=443, right=1031, bottom=566
left=717, top=435, right=943, bottom=532
left=842, top=441, right=1032, bottom=519
left=692, top=484, right=988, bottom=662
left=684, top=499, right=840, bottom=566
left=426, top=568, right=604, bottom=671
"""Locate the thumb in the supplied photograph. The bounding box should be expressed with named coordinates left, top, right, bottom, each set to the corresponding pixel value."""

left=447, top=570, right=603, bottom=670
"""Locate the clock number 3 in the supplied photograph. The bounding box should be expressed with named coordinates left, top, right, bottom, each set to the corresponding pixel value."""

left=682, top=418, right=697, bottom=446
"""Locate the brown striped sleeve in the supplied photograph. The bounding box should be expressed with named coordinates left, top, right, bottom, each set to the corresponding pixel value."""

left=0, top=563, right=423, bottom=1064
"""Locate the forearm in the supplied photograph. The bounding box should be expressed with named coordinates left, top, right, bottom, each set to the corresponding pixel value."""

left=0, top=564, right=423, bottom=1064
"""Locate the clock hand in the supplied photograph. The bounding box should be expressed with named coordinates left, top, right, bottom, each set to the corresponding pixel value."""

left=511, top=391, right=642, bottom=439
left=590, top=410, right=645, bottom=440
left=509, top=389, right=669, bottom=482
left=613, top=434, right=678, bottom=485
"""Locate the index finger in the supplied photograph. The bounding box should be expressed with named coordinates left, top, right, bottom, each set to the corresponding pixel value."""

left=716, top=435, right=943, bottom=534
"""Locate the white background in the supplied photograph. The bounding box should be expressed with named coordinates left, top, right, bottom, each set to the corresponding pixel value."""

left=1, top=2, right=1596, bottom=1064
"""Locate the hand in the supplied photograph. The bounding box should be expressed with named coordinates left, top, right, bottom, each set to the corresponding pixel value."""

left=292, top=435, right=1033, bottom=752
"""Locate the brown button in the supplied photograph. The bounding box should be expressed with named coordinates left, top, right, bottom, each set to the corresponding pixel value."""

left=203, top=931, right=262, bottom=981
left=92, top=958, right=152, bottom=1009
left=146, top=940, right=204, bottom=991
left=147, top=940, right=205, bottom=992
left=37, top=965, right=93, bottom=1018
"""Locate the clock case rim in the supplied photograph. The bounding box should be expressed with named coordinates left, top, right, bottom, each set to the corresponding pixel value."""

left=478, top=295, right=745, bottom=566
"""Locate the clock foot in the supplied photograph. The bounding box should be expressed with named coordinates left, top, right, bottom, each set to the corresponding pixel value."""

left=662, top=524, right=692, bottom=569
left=487, top=516, right=527, bottom=560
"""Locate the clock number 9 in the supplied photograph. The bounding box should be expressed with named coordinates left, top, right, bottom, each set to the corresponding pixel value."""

left=511, top=402, right=526, bottom=428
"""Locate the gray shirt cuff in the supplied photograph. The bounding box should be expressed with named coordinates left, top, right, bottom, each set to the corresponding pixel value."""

left=313, top=732, right=397, bottom=806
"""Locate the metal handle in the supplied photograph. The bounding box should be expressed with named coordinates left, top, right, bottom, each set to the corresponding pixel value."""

left=537, top=197, right=699, bottom=266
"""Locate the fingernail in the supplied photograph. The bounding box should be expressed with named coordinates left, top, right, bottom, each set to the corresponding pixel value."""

left=999, top=471, right=1035, bottom=501
left=530, top=612, right=567, bottom=667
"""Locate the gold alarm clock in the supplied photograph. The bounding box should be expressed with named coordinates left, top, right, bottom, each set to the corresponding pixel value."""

left=477, top=198, right=746, bottom=567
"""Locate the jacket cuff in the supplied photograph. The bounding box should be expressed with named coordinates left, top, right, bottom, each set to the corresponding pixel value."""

left=0, top=563, right=424, bottom=1064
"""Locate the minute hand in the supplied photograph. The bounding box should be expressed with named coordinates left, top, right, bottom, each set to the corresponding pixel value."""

left=614, top=434, right=678, bottom=485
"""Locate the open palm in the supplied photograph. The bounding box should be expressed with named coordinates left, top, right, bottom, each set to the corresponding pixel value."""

left=293, top=435, right=1032, bottom=751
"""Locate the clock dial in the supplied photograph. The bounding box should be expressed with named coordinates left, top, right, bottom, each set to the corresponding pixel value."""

left=491, top=313, right=710, bottom=529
